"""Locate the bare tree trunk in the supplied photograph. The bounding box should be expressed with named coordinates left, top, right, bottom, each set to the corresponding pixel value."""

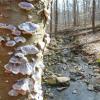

left=76, top=1, right=79, bottom=26
left=92, top=0, right=96, bottom=33
left=83, top=0, right=86, bottom=26
left=63, top=0, right=67, bottom=27
left=55, top=0, right=58, bottom=32
left=50, top=1, right=53, bottom=33
left=66, top=0, right=70, bottom=27
left=73, top=0, right=77, bottom=26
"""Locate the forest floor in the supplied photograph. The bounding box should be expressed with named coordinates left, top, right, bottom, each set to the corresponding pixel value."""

left=43, top=30, right=100, bottom=100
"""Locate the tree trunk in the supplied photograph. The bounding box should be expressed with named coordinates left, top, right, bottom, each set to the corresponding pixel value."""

left=76, top=1, right=79, bottom=26
left=73, top=0, right=77, bottom=26
left=0, top=0, right=51, bottom=100
left=63, top=0, right=67, bottom=27
left=66, top=0, right=70, bottom=27
left=92, top=0, right=96, bottom=33
left=50, top=1, right=53, bottom=33
left=55, top=0, right=58, bottom=32
left=83, top=0, right=86, bottom=26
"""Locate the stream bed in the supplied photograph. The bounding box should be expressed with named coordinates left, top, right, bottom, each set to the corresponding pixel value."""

left=43, top=32, right=100, bottom=100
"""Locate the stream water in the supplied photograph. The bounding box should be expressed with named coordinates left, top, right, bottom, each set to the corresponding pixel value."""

left=44, top=32, right=100, bottom=100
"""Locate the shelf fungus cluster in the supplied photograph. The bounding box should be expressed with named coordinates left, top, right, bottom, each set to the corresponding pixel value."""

left=4, top=42, right=47, bottom=99
left=0, top=0, right=52, bottom=100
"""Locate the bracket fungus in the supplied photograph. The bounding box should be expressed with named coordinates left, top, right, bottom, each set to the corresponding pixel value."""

left=6, top=40, right=16, bottom=47
left=18, top=2, right=34, bottom=11
left=4, top=62, right=35, bottom=75
left=4, top=53, right=36, bottom=75
left=12, top=30, right=21, bottom=36
left=9, top=78, right=34, bottom=96
left=14, top=36, right=26, bottom=43
left=17, top=45, right=39, bottom=55
left=0, top=23, right=7, bottom=28
left=18, top=22, right=40, bottom=35
left=6, top=24, right=17, bottom=32
left=0, top=23, right=21, bottom=37
left=0, top=23, right=16, bottom=32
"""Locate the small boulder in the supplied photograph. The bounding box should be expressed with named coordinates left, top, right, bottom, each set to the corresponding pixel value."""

left=87, top=84, right=94, bottom=91
left=93, top=78, right=100, bottom=91
left=56, top=77, right=70, bottom=85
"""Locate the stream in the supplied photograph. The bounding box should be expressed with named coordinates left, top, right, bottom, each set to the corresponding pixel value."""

left=43, top=32, right=100, bottom=100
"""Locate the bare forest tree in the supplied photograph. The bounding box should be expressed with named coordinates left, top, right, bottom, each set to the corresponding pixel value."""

left=54, top=0, right=58, bottom=32
left=48, top=0, right=100, bottom=33
left=50, top=1, right=53, bottom=32
left=92, top=0, right=96, bottom=33
left=73, top=0, right=77, bottom=26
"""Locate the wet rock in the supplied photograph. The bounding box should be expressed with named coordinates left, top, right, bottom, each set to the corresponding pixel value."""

left=72, top=89, right=78, bottom=94
left=61, top=58, right=66, bottom=63
left=93, top=78, right=100, bottom=91
left=45, top=75, right=70, bottom=86
left=94, top=68, right=100, bottom=73
left=18, top=2, right=34, bottom=11
left=70, top=71, right=85, bottom=81
left=57, top=87, right=67, bottom=91
left=47, top=93, right=54, bottom=98
left=45, top=75, right=57, bottom=85
left=87, top=84, right=94, bottom=91
left=56, top=77, right=70, bottom=85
